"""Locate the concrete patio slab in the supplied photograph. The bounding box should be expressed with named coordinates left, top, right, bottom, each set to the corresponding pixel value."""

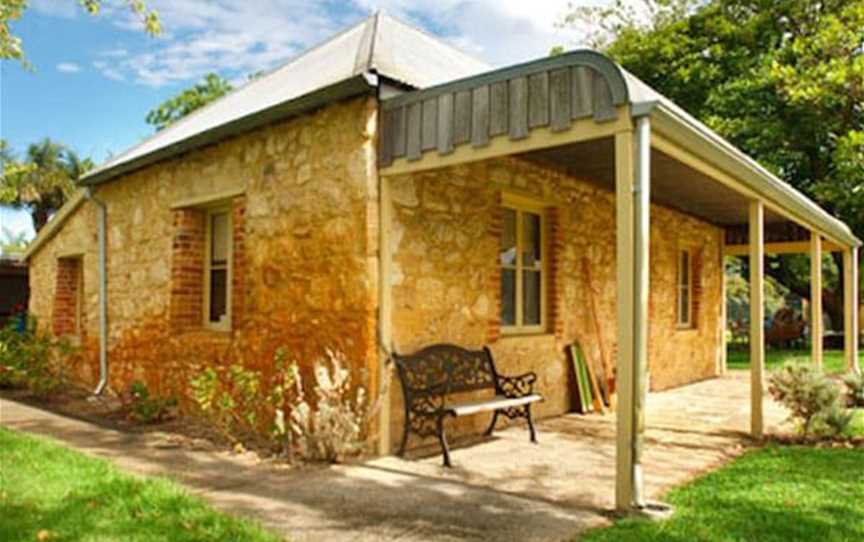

left=0, top=372, right=787, bottom=541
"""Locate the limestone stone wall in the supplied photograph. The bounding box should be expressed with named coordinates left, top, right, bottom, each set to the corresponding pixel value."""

left=28, top=97, right=380, bottom=404
left=387, top=156, right=723, bottom=444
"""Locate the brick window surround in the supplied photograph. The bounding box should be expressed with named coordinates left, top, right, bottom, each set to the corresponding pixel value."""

left=487, top=195, right=562, bottom=343
left=169, top=197, right=246, bottom=332
left=53, top=257, right=83, bottom=336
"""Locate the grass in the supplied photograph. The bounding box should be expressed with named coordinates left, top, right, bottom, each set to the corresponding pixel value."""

left=581, top=445, right=864, bottom=542
left=0, top=427, right=282, bottom=542
left=726, top=348, right=863, bottom=375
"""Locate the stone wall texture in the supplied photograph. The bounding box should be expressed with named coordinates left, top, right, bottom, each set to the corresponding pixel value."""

left=28, top=97, right=381, bottom=408
left=29, top=94, right=723, bottom=453
left=386, top=156, right=723, bottom=445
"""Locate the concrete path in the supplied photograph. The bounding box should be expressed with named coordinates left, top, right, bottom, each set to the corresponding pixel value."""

left=1, top=372, right=787, bottom=541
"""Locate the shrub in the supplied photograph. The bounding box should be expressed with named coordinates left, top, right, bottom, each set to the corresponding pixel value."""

left=0, top=316, right=73, bottom=397
left=189, top=363, right=261, bottom=444
left=287, top=350, right=385, bottom=463
left=124, top=381, right=177, bottom=423
left=269, top=349, right=295, bottom=458
left=843, top=372, right=864, bottom=408
left=768, top=363, right=855, bottom=437
left=815, top=403, right=855, bottom=437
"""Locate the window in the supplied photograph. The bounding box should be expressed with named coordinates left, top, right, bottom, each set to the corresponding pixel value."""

left=205, top=209, right=231, bottom=329
left=500, top=201, right=545, bottom=333
left=677, top=249, right=693, bottom=328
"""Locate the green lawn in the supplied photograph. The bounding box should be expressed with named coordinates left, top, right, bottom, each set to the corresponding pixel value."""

left=581, top=445, right=864, bottom=542
left=727, top=348, right=862, bottom=375
left=0, top=428, right=282, bottom=542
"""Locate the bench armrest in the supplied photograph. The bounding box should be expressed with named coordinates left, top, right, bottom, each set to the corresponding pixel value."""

left=497, top=372, right=537, bottom=398
left=405, top=380, right=451, bottom=416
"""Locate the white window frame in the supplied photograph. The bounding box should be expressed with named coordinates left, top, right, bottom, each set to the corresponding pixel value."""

left=676, top=248, right=693, bottom=329
left=501, top=194, right=548, bottom=335
left=203, top=207, right=232, bottom=332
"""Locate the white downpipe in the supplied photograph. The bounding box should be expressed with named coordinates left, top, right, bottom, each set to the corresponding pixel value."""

left=632, top=115, right=651, bottom=508
left=86, top=188, right=109, bottom=395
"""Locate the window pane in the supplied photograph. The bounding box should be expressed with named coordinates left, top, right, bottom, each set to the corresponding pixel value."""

left=211, top=212, right=230, bottom=264
left=679, top=251, right=690, bottom=287
left=522, top=212, right=541, bottom=269
left=523, top=270, right=541, bottom=325
left=500, top=209, right=517, bottom=266
left=501, top=269, right=516, bottom=326
left=210, top=269, right=228, bottom=323
left=679, top=286, right=690, bottom=325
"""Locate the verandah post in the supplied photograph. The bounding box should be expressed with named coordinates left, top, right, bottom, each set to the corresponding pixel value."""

left=810, top=234, right=824, bottom=369
left=844, top=247, right=860, bottom=373
left=749, top=201, right=765, bottom=439
left=615, top=113, right=650, bottom=512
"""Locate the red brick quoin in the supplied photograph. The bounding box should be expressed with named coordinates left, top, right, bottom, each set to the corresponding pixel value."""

left=52, top=257, right=82, bottom=336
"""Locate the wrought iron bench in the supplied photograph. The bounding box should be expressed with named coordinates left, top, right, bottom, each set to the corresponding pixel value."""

left=393, top=343, right=543, bottom=467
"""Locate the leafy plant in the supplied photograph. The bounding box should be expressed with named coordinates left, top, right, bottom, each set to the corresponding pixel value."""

left=268, top=348, right=295, bottom=458
left=287, top=350, right=386, bottom=463
left=124, top=380, right=177, bottom=423
left=0, top=316, right=72, bottom=396
left=189, top=363, right=261, bottom=443
left=843, top=372, right=864, bottom=408
left=768, top=363, right=846, bottom=436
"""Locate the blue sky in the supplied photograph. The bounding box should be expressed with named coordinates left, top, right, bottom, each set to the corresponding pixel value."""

left=2, top=0, right=597, bottom=240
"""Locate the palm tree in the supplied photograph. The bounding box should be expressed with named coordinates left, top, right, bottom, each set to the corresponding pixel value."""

left=0, top=138, right=94, bottom=232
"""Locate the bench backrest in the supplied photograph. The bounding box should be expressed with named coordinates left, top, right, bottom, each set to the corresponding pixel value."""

left=393, top=344, right=498, bottom=398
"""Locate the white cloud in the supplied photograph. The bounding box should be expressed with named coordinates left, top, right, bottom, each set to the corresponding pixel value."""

left=93, top=60, right=126, bottom=82
left=56, top=62, right=82, bottom=73
left=93, top=0, right=609, bottom=87
left=30, top=0, right=78, bottom=18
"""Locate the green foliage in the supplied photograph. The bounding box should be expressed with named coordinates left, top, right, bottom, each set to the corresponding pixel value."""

left=268, top=348, right=295, bottom=457
left=725, top=256, right=790, bottom=342
left=124, top=380, right=177, bottom=424
left=146, top=74, right=233, bottom=131
left=562, top=0, right=864, bottom=301
left=0, top=138, right=94, bottom=231
left=189, top=363, right=261, bottom=444
left=0, top=317, right=73, bottom=397
left=0, top=428, right=282, bottom=542
left=767, top=363, right=847, bottom=435
left=843, top=372, right=864, bottom=408
left=581, top=445, right=864, bottom=542
left=1, top=1, right=159, bottom=66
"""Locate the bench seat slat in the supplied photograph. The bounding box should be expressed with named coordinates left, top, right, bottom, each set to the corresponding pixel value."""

left=447, top=394, right=543, bottom=417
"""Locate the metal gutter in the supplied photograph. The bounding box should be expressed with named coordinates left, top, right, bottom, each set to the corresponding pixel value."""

left=84, top=188, right=109, bottom=395
left=80, top=74, right=379, bottom=187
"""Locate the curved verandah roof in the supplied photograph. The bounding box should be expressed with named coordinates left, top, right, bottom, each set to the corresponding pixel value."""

left=377, top=50, right=861, bottom=250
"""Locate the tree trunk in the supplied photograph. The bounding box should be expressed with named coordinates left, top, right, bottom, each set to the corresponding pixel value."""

left=31, top=207, right=51, bottom=232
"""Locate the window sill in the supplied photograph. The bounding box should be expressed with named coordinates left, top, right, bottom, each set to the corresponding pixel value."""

left=498, top=332, right=556, bottom=343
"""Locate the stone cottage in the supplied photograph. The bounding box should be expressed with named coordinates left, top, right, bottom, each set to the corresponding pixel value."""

left=25, top=12, right=860, bottom=511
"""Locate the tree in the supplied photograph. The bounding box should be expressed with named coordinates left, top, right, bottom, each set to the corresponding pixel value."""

left=146, top=73, right=234, bottom=131
left=1, top=0, right=160, bottom=65
left=559, top=0, right=864, bottom=328
left=0, top=139, right=93, bottom=232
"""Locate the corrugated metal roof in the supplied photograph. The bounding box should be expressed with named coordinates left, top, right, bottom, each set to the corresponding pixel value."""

left=81, top=11, right=490, bottom=186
